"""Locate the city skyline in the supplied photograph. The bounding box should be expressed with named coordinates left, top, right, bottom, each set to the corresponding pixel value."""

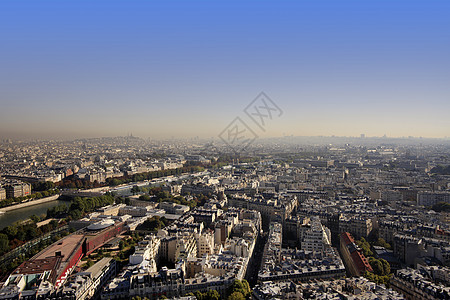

left=1, top=2, right=450, bottom=298
left=1, top=1, right=450, bottom=139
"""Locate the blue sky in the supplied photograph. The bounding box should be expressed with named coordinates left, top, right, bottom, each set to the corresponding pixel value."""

left=1, top=0, right=449, bottom=138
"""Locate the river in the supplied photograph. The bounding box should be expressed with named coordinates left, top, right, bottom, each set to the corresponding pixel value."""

left=0, top=200, right=68, bottom=229
left=0, top=171, right=209, bottom=230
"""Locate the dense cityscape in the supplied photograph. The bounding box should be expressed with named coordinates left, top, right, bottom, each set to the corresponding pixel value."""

left=1, top=1, right=450, bottom=300
left=0, top=136, right=448, bottom=299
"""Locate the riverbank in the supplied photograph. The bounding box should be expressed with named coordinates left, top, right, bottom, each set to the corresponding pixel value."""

left=0, top=199, right=67, bottom=230
left=0, top=194, right=61, bottom=213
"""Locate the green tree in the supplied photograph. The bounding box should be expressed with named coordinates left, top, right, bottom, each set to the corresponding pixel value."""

left=29, top=215, right=40, bottom=223
left=228, top=279, right=250, bottom=298
left=374, top=238, right=391, bottom=250
left=380, top=258, right=391, bottom=275
left=356, top=237, right=373, bottom=257
left=32, top=181, right=55, bottom=191
left=85, top=259, right=94, bottom=269
left=4, top=226, right=17, bottom=239
left=369, top=257, right=384, bottom=276
left=0, top=234, right=9, bottom=253
left=206, top=290, right=220, bottom=300
left=195, top=291, right=204, bottom=300
left=131, top=186, right=141, bottom=195
left=136, top=216, right=169, bottom=232
left=241, top=280, right=251, bottom=297
left=69, top=209, right=83, bottom=220
left=139, top=194, right=151, bottom=201
left=227, top=292, right=245, bottom=300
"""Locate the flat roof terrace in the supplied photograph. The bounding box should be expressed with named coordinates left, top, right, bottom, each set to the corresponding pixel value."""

left=34, top=234, right=85, bottom=262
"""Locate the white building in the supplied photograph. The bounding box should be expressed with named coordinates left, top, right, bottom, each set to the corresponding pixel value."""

left=301, top=218, right=331, bottom=252
left=129, top=235, right=161, bottom=268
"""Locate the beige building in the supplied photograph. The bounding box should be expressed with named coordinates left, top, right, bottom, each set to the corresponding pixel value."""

left=340, top=217, right=373, bottom=240
left=196, top=232, right=215, bottom=257
left=160, top=233, right=197, bottom=263
left=0, top=187, right=6, bottom=201
left=97, top=204, right=126, bottom=216
left=4, top=181, right=31, bottom=199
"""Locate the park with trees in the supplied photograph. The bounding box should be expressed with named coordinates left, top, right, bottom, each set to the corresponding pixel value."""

left=356, top=237, right=393, bottom=285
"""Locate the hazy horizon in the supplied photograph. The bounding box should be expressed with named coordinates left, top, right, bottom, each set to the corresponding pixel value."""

left=1, top=1, right=449, bottom=139
left=2, top=133, right=450, bottom=143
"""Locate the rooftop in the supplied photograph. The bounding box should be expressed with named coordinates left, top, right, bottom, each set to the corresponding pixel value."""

left=34, top=234, right=84, bottom=261
left=13, top=257, right=61, bottom=275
